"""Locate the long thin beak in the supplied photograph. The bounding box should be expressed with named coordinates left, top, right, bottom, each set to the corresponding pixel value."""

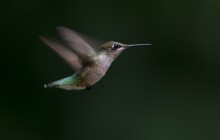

left=127, top=44, right=151, bottom=47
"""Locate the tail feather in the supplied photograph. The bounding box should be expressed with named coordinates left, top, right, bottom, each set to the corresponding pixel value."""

left=44, top=74, right=80, bottom=90
left=44, top=81, right=59, bottom=88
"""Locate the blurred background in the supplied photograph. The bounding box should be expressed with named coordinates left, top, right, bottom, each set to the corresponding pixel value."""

left=1, top=0, right=220, bottom=140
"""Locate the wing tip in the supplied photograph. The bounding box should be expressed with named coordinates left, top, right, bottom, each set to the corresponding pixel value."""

left=39, top=36, right=50, bottom=43
left=56, top=26, right=70, bottom=33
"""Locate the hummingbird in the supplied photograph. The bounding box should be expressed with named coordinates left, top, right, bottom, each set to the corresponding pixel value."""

left=40, top=27, right=151, bottom=90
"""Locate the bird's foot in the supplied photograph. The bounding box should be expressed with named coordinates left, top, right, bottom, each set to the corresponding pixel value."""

left=85, top=86, right=92, bottom=90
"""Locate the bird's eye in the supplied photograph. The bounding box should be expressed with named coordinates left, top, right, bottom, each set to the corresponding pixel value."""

left=112, top=44, right=121, bottom=50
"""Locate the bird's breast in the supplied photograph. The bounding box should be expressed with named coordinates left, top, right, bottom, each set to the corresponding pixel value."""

left=79, top=55, right=113, bottom=86
left=80, top=65, right=105, bottom=86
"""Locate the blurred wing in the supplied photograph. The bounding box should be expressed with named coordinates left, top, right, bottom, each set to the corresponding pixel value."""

left=57, top=27, right=97, bottom=64
left=39, top=36, right=82, bottom=72
left=74, top=31, right=104, bottom=52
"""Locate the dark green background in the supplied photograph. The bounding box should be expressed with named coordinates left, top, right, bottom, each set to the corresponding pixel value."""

left=1, top=0, right=220, bottom=140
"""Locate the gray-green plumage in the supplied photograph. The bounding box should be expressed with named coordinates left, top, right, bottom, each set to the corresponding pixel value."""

left=40, top=27, right=151, bottom=90
left=44, top=72, right=82, bottom=90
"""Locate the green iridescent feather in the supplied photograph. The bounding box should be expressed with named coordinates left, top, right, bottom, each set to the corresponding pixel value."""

left=45, top=72, right=82, bottom=88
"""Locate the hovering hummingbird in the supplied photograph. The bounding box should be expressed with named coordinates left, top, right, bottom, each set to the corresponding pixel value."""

left=40, top=27, right=151, bottom=90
